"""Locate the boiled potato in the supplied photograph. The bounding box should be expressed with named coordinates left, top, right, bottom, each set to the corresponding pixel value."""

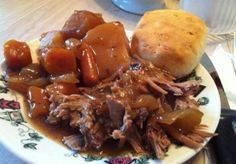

left=62, top=10, right=105, bottom=39
left=83, top=22, right=131, bottom=79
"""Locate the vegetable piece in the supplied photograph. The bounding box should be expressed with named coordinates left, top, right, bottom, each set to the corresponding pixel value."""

left=3, top=40, right=32, bottom=70
left=133, top=94, right=158, bottom=111
left=46, top=82, right=79, bottom=95
left=156, top=109, right=203, bottom=133
left=6, top=75, right=48, bottom=95
left=80, top=44, right=99, bottom=86
left=6, top=63, right=48, bottom=95
left=7, top=80, right=29, bottom=95
left=42, top=48, right=77, bottom=75
left=27, top=78, right=49, bottom=87
left=163, top=125, right=201, bottom=149
left=62, top=10, right=105, bottom=39
left=39, top=31, right=65, bottom=50
left=65, top=38, right=82, bottom=58
left=19, top=63, right=47, bottom=79
left=49, top=73, right=79, bottom=84
left=83, top=22, right=131, bottom=79
left=27, top=86, right=49, bottom=118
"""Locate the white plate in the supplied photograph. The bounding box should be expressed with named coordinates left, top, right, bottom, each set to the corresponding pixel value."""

left=0, top=39, right=220, bottom=164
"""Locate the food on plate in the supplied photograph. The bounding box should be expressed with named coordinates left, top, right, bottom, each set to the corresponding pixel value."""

left=4, top=40, right=32, bottom=70
left=2, top=10, right=213, bottom=160
left=47, top=59, right=211, bottom=159
left=39, top=31, right=65, bottom=50
left=27, top=86, right=50, bottom=118
left=62, top=10, right=105, bottom=39
left=46, top=82, right=79, bottom=95
left=41, top=48, right=77, bottom=75
left=131, top=9, right=207, bottom=78
left=4, top=63, right=48, bottom=95
left=83, top=22, right=131, bottom=79
left=79, top=43, right=99, bottom=86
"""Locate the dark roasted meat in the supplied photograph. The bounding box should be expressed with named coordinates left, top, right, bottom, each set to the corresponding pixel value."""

left=106, top=95, right=125, bottom=128
left=146, top=126, right=171, bottom=159
left=46, top=59, right=212, bottom=159
left=48, top=94, right=107, bottom=150
left=63, top=134, right=86, bottom=151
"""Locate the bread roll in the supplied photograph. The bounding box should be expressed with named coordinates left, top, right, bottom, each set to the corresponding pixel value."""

left=131, top=9, right=207, bottom=78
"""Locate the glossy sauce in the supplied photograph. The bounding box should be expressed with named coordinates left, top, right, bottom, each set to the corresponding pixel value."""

left=22, top=101, right=134, bottom=157
left=22, top=101, right=75, bottom=143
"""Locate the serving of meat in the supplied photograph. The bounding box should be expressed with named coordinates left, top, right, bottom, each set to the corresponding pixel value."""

left=45, top=59, right=212, bottom=159
left=2, top=10, right=215, bottom=160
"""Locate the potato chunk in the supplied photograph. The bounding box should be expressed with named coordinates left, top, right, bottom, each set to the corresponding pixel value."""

left=62, top=10, right=104, bottom=39
left=83, top=22, right=131, bottom=79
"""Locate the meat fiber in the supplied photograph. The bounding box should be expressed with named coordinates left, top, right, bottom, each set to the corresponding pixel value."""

left=47, top=59, right=212, bottom=159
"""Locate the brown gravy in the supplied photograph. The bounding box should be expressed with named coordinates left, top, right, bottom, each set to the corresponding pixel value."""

left=22, top=101, right=75, bottom=144
left=22, top=100, right=134, bottom=157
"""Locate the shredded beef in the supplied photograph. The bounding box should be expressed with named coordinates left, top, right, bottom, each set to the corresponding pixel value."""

left=46, top=60, right=212, bottom=159
left=147, top=126, right=171, bottom=159
left=63, top=134, right=86, bottom=151
left=48, top=94, right=107, bottom=150
left=106, top=95, right=125, bottom=128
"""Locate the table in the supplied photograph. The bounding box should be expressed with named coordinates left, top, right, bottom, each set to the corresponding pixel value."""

left=0, top=0, right=234, bottom=163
